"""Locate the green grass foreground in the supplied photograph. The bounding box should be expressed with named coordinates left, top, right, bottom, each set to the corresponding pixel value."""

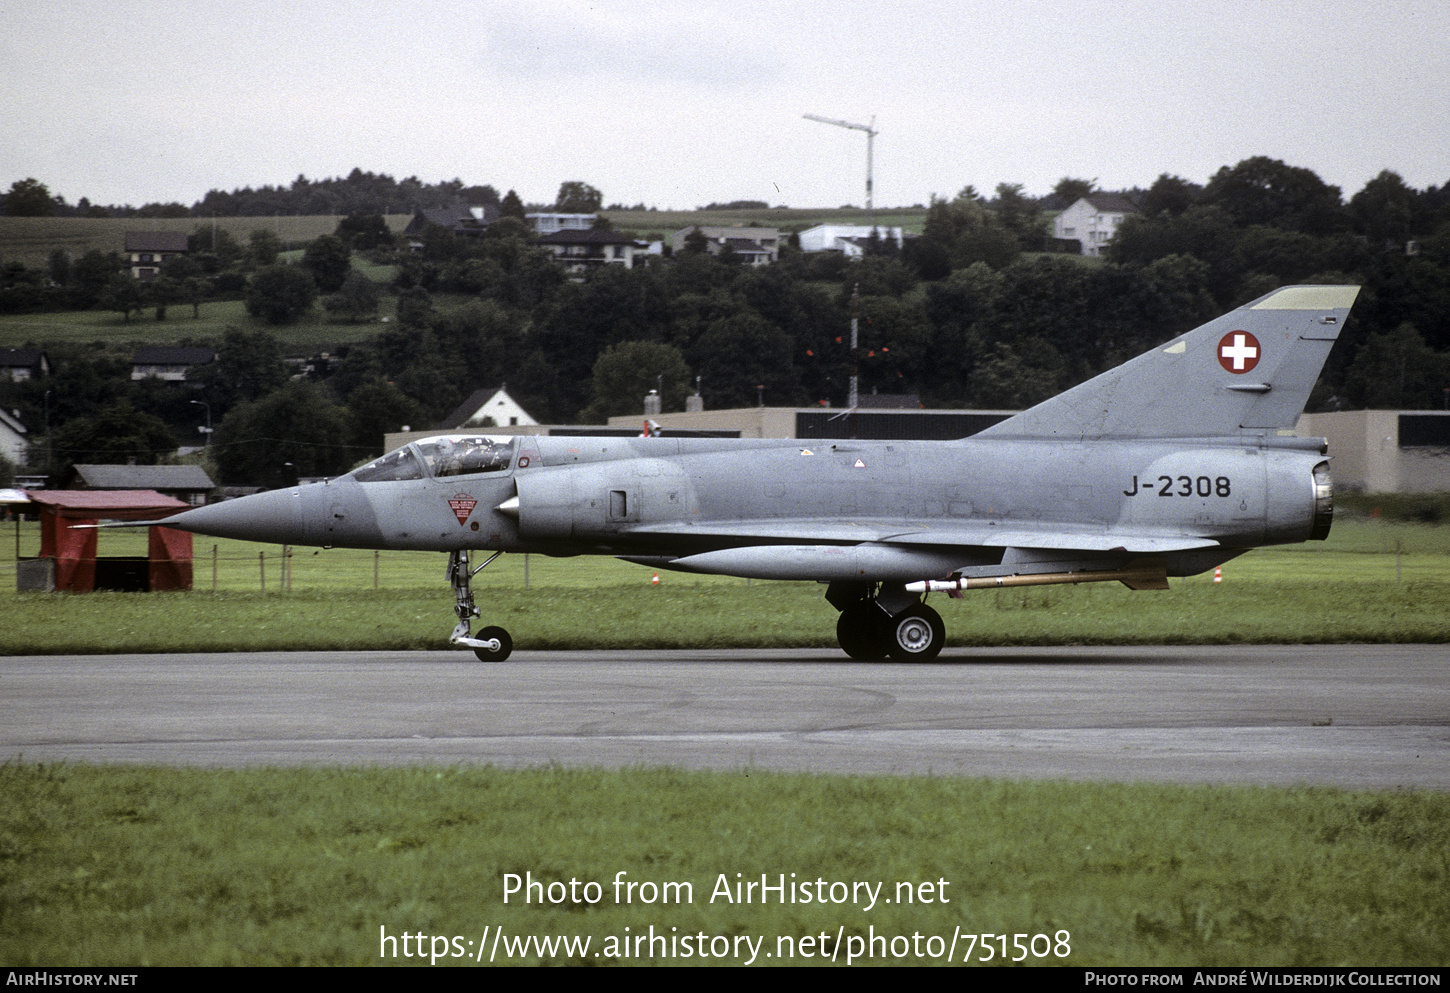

left=1, top=763, right=1444, bottom=966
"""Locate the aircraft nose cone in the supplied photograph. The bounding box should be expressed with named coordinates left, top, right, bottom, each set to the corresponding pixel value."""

left=162, top=487, right=305, bottom=544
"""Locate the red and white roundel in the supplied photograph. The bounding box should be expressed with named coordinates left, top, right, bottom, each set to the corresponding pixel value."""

left=1217, top=331, right=1261, bottom=373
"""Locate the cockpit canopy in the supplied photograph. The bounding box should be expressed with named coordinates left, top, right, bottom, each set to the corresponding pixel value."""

left=350, top=436, right=516, bottom=483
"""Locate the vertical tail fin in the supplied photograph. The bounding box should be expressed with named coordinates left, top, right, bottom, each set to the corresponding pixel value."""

left=975, top=285, right=1360, bottom=441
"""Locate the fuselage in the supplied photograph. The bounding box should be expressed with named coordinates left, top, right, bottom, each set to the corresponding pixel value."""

left=161, top=431, right=1332, bottom=583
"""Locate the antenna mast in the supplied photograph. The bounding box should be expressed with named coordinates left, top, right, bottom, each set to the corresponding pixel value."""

left=803, top=113, right=878, bottom=215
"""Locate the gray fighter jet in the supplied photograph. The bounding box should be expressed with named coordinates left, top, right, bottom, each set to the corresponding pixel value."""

left=150, top=284, right=1359, bottom=661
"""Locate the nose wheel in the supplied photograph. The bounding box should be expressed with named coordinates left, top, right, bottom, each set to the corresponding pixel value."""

left=458, top=625, right=512, bottom=662
left=447, top=549, right=513, bottom=661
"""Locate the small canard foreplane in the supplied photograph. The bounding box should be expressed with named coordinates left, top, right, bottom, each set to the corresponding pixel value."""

left=140, top=285, right=1359, bottom=661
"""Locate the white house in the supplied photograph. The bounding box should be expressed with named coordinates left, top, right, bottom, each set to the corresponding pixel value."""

left=0, top=408, right=27, bottom=465
left=1053, top=195, right=1139, bottom=256
left=124, top=231, right=190, bottom=281
left=797, top=224, right=904, bottom=258
left=437, top=386, right=538, bottom=430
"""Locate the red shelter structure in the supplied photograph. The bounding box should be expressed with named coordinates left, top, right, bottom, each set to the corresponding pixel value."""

left=25, top=490, right=192, bottom=592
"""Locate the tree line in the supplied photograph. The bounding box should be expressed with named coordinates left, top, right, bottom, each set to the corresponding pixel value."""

left=1, top=170, right=503, bottom=219
left=2, top=160, right=1449, bottom=487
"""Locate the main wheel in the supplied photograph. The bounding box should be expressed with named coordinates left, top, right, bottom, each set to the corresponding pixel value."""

left=886, top=605, right=945, bottom=662
left=473, top=625, right=513, bottom=662
left=836, top=601, right=889, bottom=660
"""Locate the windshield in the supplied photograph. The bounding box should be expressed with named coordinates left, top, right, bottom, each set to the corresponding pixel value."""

left=350, top=436, right=516, bottom=483
left=417, top=436, right=515, bottom=478
left=350, top=446, right=425, bottom=482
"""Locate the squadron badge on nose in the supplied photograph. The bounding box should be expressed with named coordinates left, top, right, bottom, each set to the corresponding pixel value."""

left=448, top=494, right=478, bottom=526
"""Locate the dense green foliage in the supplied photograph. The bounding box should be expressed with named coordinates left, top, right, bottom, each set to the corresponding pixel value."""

left=244, top=263, right=318, bottom=324
left=48, top=397, right=178, bottom=467
left=322, top=270, right=381, bottom=322
left=211, top=381, right=357, bottom=487
left=3, top=157, right=1450, bottom=482
left=2, top=177, right=59, bottom=216
left=301, top=234, right=352, bottom=292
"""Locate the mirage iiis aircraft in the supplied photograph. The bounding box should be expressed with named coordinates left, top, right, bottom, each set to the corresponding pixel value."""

left=146, top=285, right=1359, bottom=662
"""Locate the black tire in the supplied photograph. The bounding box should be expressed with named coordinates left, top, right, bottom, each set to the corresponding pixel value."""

left=473, top=626, right=513, bottom=662
left=886, top=604, right=945, bottom=662
left=837, top=601, right=889, bottom=660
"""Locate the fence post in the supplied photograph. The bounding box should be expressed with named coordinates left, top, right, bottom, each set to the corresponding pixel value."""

left=374, top=550, right=380, bottom=590
left=212, top=544, right=218, bottom=593
left=259, top=550, right=265, bottom=592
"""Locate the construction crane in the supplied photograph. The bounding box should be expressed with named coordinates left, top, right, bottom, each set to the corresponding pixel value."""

left=803, top=113, right=878, bottom=213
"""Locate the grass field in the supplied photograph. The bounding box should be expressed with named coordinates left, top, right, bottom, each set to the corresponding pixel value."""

left=0, top=214, right=414, bottom=270
left=0, top=249, right=410, bottom=352
left=0, top=293, right=399, bottom=351
left=2, top=514, right=1448, bottom=654
left=0, top=296, right=377, bottom=351
left=1, top=764, right=1445, bottom=966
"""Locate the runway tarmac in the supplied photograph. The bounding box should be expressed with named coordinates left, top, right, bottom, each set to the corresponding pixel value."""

left=2, top=645, right=1446, bottom=788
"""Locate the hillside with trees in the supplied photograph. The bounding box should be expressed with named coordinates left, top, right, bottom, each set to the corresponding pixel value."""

left=3, top=161, right=1449, bottom=485
left=0, top=171, right=497, bottom=220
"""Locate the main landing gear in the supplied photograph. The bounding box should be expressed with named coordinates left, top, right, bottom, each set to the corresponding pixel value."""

left=448, top=549, right=513, bottom=661
left=828, top=581, right=946, bottom=662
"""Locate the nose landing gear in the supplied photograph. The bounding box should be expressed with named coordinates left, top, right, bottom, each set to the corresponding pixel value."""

left=447, top=549, right=513, bottom=661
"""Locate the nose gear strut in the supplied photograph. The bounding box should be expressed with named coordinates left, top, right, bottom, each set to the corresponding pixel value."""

left=447, top=549, right=513, bottom=661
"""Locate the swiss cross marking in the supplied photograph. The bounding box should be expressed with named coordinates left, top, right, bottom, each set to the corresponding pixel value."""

left=447, top=493, right=478, bottom=526
left=1217, top=331, right=1261, bottom=373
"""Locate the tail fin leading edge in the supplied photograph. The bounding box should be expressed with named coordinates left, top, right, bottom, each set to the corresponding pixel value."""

left=976, top=285, right=1360, bottom=441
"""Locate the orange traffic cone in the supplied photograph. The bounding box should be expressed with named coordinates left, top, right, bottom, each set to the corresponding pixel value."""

left=1213, top=567, right=1222, bottom=584
left=651, top=572, right=660, bottom=586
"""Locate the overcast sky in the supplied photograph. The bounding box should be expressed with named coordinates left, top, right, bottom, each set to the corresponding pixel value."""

left=5, top=0, right=1448, bottom=211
